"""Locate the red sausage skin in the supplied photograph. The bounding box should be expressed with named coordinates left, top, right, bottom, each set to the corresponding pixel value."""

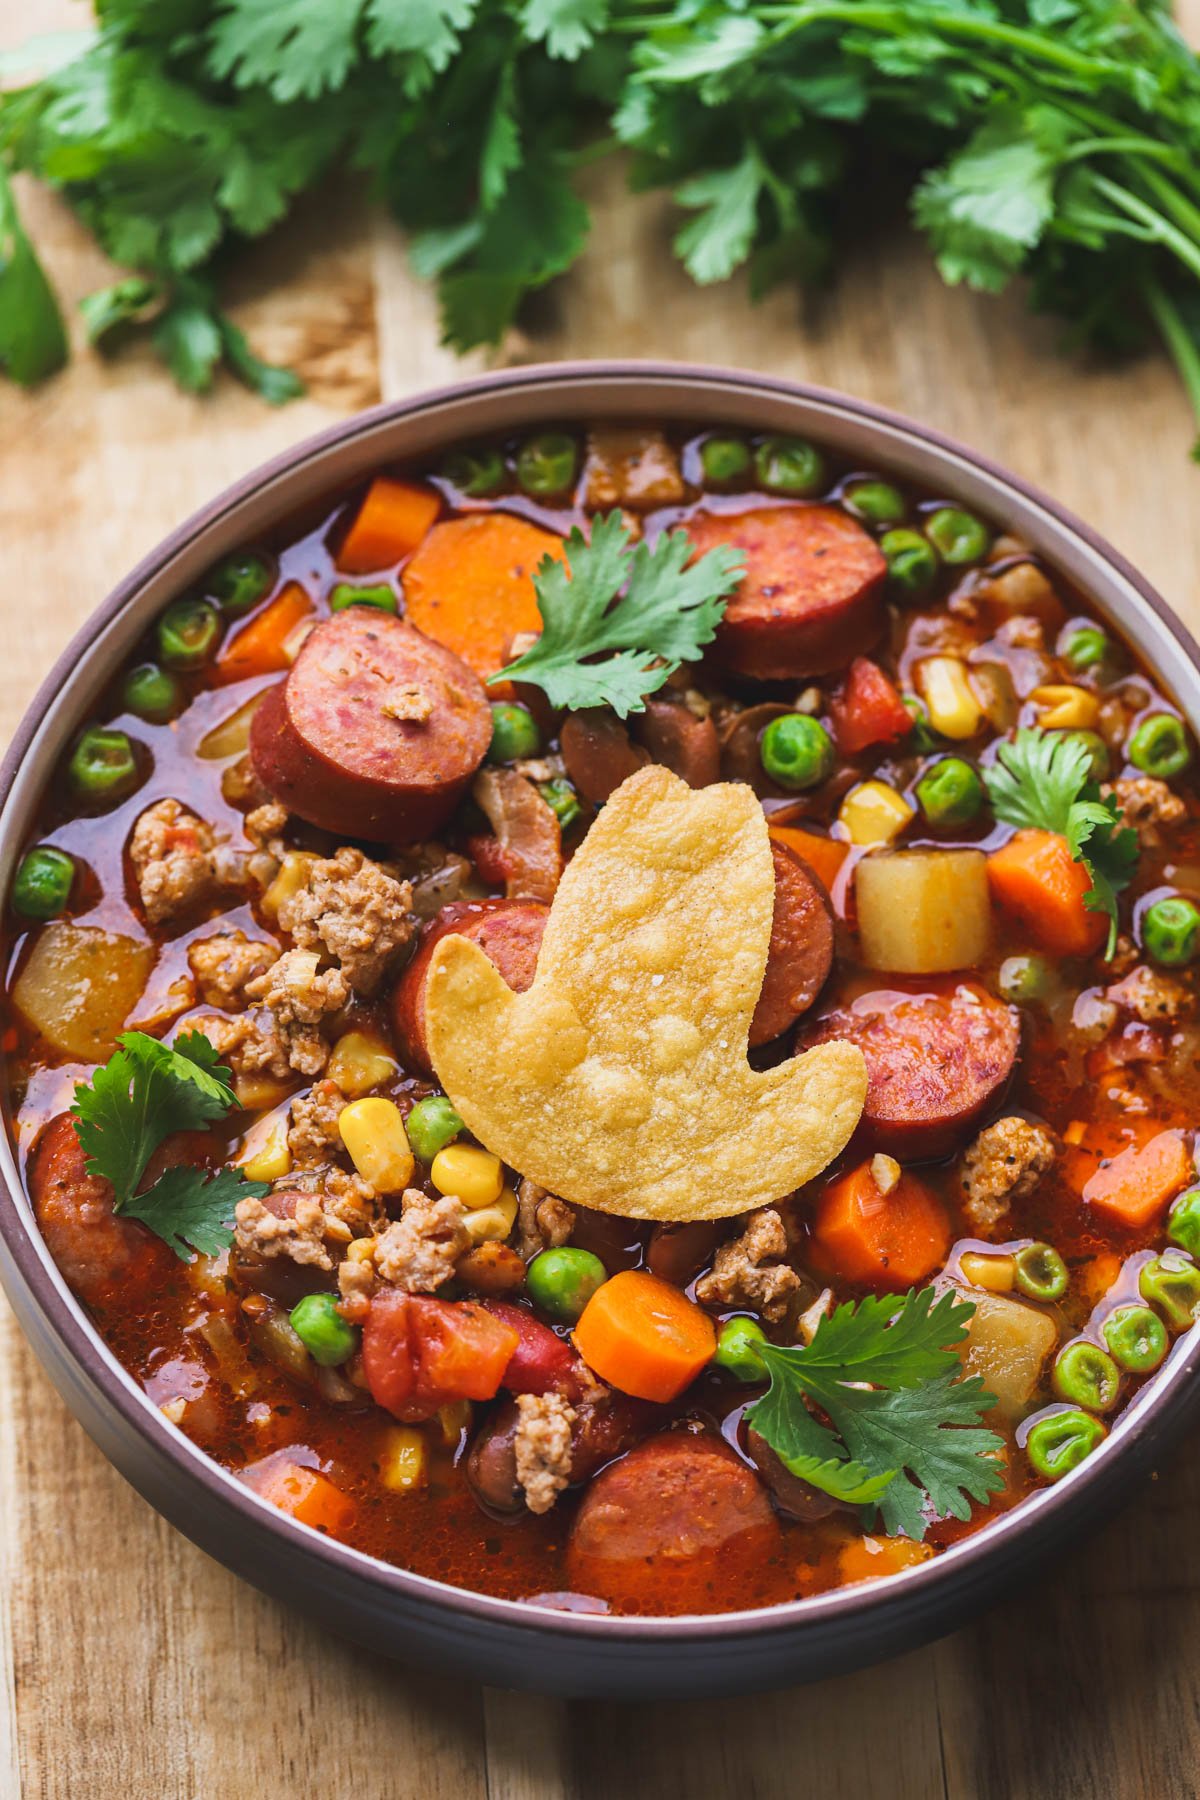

left=250, top=611, right=492, bottom=843
left=686, top=505, right=887, bottom=679
left=28, top=1114, right=176, bottom=1306
left=749, top=843, right=835, bottom=1046
left=391, top=898, right=549, bottom=1076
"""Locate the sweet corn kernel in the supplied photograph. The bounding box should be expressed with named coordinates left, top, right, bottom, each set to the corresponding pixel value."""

left=1031, top=684, right=1101, bottom=730
left=431, top=1143, right=503, bottom=1207
left=339, top=1097, right=414, bottom=1194
left=378, top=1425, right=427, bottom=1493
left=327, top=1030, right=398, bottom=1099
left=437, top=1399, right=473, bottom=1446
left=917, top=656, right=984, bottom=739
left=239, top=1114, right=292, bottom=1183
left=839, top=781, right=915, bottom=847
left=462, top=1185, right=519, bottom=1244
left=262, top=849, right=317, bottom=921
left=960, top=1251, right=1017, bottom=1293
left=870, top=1154, right=902, bottom=1196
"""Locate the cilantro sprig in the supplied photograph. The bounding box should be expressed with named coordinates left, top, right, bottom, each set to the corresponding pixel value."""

left=70, top=1030, right=267, bottom=1261
left=746, top=1287, right=1006, bottom=1541
left=492, top=510, right=744, bottom=717
left=983, top=727, right=1139, bottom=956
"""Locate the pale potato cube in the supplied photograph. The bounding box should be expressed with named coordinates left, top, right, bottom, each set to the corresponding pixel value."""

left=13, top=923, right=154, bottom=1061
left=856, top=848, right=991, bottom=973
left=955, top=1284, right=1058, bottom=1420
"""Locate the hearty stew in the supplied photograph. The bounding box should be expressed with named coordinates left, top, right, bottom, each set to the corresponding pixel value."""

left=6, top=421, right=1200, bottom=1616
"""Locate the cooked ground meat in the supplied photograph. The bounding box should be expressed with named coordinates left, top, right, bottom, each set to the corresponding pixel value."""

left=993, top=614, right=1046, bottom=651
left=959, top=1116, right=1058, bottom=1232
left=1107, top=963, right=1193, bottom=1023
left=275, top=846, right=415, bottom=995
left=244, top=949, right=348, bottom=1075
left=188, top=931, right=276, bottom=1010
left=233, top=1194, right=332, bottom=1270
left=373, top=1191, right=470, bottom=1293
left=321, top=1169, right=381, bottom=1234
left=694, top=1207, right=800, bottom=1324
left=129, top=798, right=222, bottom=925
left=190, top=1010, right=290, bottom=1083
left=515, top=1177, right=576, bottom=1262
left=513, top=1390, right=577, bottom=1515
left=1105, top=776, right=1186, bottom=845
left=288, top=1080, right=347, bottom=1168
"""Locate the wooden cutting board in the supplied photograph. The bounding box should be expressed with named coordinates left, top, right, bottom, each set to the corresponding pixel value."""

left=2, top=4, right=1199, bottom=1794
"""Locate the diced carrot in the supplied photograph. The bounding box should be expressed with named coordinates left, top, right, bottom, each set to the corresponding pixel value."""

left=838, top=1534, right=934, bottom=1585
left=811, top=1160, right=951, bottom=1290
left=1060, top=1116, right=1157, bottom=1196
left=245, top=1456, right=357, bottom=1536
left=337, top=477, right=441, bottom=573
left=831, top=658, right=913, bottom=755
left=986, top=828, right=1106, bottom=958
left=572, top=1269, right=716, bottom=1402
left=213, top=581, right=314, bottom=686
left=768, top=824, right=848, bottom=896
left=1082, top=1129, right=1193, bottom=1230
left=402, top=513, right=565, bottom=680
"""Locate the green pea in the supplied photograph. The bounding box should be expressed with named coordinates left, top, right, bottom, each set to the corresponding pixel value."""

left=1128, top=713, right=1190, bottom=779
left=1014, top=1241, right=1069, bottom=1303
left=1138, top=1252, right=1200, bottom=1330
left=329, top=582, right=397, bottom=614
left=754, top=436, right=825, bottom=497
left=1167, top=1187, right=1200, bottom=1259
left=516, top=432, right=577, bottom=498
left=699, top=435, right=751, bottom=486
left=11, top=846, right=75, bottom=920
left=1102, top=1304, right=1168, bottom=1374
left=539, top=778, right=582, bottom=832
left=1025, top=1408, right=1106, bottom=1482
left=122, top=662, right=184, bottom=724
left=441, top=448, right=506, bottom=497
left=526, top=1248, right=608, bottom=1324
left=997, top=954, right=1052, bottom=1005
left=405, top=1096, right=463, bottom=1164
left=289, top=1293, right=358, bottom=1367
left=205, top=549, right=274, bottom=616
left=881, top=528, right=938, bottom=596
left=842, top=477, right=906, bottom=528
left=1058, top=728, right=1110, bottom=783
left=903, top=695, right=939, bottom=753
left=915, top=756, right=983, bottom=828
left=1062, top=625, right=1108, bottom=673
left=713, top=1316, right=768, bottom=1381
left=1141, top=895, right=1200, bottom=967
left=759, top=714, right=834, bottom=791
left=488, top=702, right=540, bottom=764
left=1052, top=1340, right=1120, bottom=1412
left=67, top=726, right=138, bottom=804
left=925, top=506, right=990, bottom=565
left=156, top=597, right=222, bottom=669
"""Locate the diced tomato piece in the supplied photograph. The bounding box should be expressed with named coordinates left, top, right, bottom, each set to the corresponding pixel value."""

left=831, top=658, right=913, bottom=755
left=481, top=1299, right=578, bottom=1394
left=362, top=1290, right=520, bottom=1421
left=465, top=834, right=512, bottom=887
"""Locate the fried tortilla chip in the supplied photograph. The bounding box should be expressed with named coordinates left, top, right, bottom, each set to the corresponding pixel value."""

left=426, top=765, right=866, bottom=1222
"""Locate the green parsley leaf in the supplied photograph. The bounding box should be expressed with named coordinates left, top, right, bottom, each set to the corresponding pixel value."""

left=520, top=0, right=610, bottom=63
left=79, top=275, right=162, bottom=346
left=0, top=166, right=67, bottom=384
left=492, top=511, right=744, bottom=717
left=120, top=1164, right=269, bottom=1260
left=673, top=149, right=765, bottom=285
left=153, top=287, right=223, bottom=392
left=71, top=1029, right=235, bottom=1208
left=207, top=0, right=364, bottom=102
left=983, top=726, right=1139, bottom=955
left=776, top=1450, right=897, bottom=1508
left=912, top=108, right=1064, bottom=293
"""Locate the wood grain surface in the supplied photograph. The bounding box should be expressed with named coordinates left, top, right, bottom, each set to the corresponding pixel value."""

left=3, top=5, right=1200, bottom=1795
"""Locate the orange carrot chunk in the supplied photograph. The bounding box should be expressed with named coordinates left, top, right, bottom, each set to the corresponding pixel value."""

left=337, top=477, right=440, bottom=574
left=573, top=1269, right=716, bottom=1402
left=1083, top=1129, right=1194, bottom=1230
left=768, top=824, right=849, bottom=897
left=811, top=1160, right=951, bottom=1290
left=986, top=828, right=1106, bottom=958
left=213, top=581, right=314, bottom=685
left=402, top=513, right=565, bottom=681
left=838, top=1533, right=935, bottom=1585
left=245, top=1457, right=357, bottom=1536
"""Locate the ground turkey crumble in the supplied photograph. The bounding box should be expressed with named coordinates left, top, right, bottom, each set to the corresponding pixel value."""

left=188, top=931, right=276, bottom=1010
left=244, top=949, right=348, bottom=1075
left=1104, top=776, right=1186, bottom=846
left=288, top=1080, right=346, bottom=1168
left=694, top=1207, right=799, bottom=1323
left=959, top=1116, right=1058, bottom=1232
left=275, top=846, right=415, bottom=995
left=513, top=1390, right=577, bottom=1515
left=515, top=1177, right=575, bottom=1261
left=1107, top=963, right=1193, bottom=1023
left=191, top=1009, right=290, bottom=1083
left=373, top=1191, right=470, bottom=1293
left=129, top=799, right=223, bottom=925
left=233, top=1194, right=332, bottom=1270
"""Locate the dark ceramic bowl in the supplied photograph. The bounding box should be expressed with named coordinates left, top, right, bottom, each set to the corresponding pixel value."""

left=3, top=363, right=1199, bottom=1700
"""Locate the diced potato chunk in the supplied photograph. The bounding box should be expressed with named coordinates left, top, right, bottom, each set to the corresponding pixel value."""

left=856, top=848, right=991, bottom=973
left=197, top=692, right=264, bottom=760
left=954, top=1283, right=1057, bottom=1420
left=13, top=923, right=154, bottom=1061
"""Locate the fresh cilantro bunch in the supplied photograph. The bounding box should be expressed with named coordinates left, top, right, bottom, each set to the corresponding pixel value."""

left=71, top=1029, right=267, bottom=1258
left=493, top=510, right=744, bottom=715
left=746, top=1286, right=1006, bottom=1540
left=983, top=726, right=1139, bottom=955
left=9, top=1, right=1200, bottom=451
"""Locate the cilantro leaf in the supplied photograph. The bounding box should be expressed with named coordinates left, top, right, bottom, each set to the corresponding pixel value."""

left=72, top=1032, right=230, bottom=1208
left=983, top=726, right=1139, bottom=954
left=207, top=0, right=365, bottom=101
left=216, top=310, right=306, bottom=404
left=0, top=166, right=67, bottom=384
left=79, top=275, right=162, bottom=346
left=120, top=1164, right=268, bottom=1260
left=493, top=511, right=744, bottom=717
left=830, top=1372, right=1007, bottom=1539
left=912, top=108, right=1064, bottom=293
left=520, top=0, right=609, bottom=62
left=673, top=149, right=765, bottom=285
left=776, top=1451, right=897, bottom=1507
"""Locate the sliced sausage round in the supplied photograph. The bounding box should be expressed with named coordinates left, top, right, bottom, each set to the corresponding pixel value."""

left=799, top=983, right=1020, bottom=1158
left=745, top=1426, right=841, bottom=1523
left=629, top=697, right=720, bottom=789
left=749, top=843, right=835, bottom=1046
left=685, top=505, right=887, bottom=680
left=391, top=898, right=548, bottom=1076
left=560, top=709, right=648, bottom=806
left=566, top=1431, right=786, bottom=1614
left=249, top=610, right=492, bottom=843
left=28, top=1113, right=175, bottom=1306
left=646, top=1219, right=724, bottom=1288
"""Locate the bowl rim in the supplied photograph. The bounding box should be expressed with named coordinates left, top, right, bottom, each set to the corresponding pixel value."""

left=4, top=356, right=1200, bottom=1647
